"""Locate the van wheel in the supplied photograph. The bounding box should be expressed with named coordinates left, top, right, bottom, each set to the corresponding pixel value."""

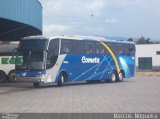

left=57, top=73, right=66, bottom=87
left=7, top=70, right=16, bottom=82
left=110, top=71, right=117, bottom=83
left=0, top=71, right=7, bottom=82
left=118, top=71, right=124, bottom=82
left=33, top=82, right=39, bottom=88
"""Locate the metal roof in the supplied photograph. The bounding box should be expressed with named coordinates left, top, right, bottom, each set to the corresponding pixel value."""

left=0, top=0, right=42, bottom=31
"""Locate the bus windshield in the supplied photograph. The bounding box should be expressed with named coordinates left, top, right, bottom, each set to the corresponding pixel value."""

left=16, top=39, right=48, bottom=70
left=18, top=39, right=48, bottom=50
left=16, top=50, right=45, bottom=70
left=0, top=42, right=18, bottom=56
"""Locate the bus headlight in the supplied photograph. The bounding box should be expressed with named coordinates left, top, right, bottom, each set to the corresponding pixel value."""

left=36, top=74, right=44, bottom=78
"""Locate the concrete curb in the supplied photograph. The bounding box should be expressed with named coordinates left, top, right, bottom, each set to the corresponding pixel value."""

left=136, top=72, right=160, bottom=77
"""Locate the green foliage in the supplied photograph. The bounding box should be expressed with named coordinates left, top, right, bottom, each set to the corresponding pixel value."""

left=136, top=36, right=154, bottom=44
left=154, top=41, right=160, bottom=44
left=127, top=38, right=133, bottom=42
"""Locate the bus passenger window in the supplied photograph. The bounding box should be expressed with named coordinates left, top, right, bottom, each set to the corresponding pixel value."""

left=62, top=44, right=69, bottom=53
left=47, top=39, right=59, bottom=69
left=48, top=39, right=59, bottom=55
left=61, top=39, right=73, bottom=54
left=96, top=43, right=106, bottom=54
left=72, top=40, right=84, bottom=54
left=85, top=41, right=96, bottom=54
left=106, top=43, right=115, bottom=54
left=129, top=44, right=135, bottom=56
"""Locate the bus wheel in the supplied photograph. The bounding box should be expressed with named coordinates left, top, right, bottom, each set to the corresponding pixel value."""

left=7, top=70, right=16, bottom=82
left=110, top=71, right=117, bottom=83
left=33, top=82, right=39, bottom=88
left=86, top=80, right=93, bottom=84
left=57, top=73, right=65, bottom=87
left=118, top=71, right=124, bottom=82
left=0, top=71, right=7, bottom=82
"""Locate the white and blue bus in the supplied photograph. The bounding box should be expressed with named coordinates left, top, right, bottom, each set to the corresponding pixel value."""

left=15, top=35, right=135, bottom=87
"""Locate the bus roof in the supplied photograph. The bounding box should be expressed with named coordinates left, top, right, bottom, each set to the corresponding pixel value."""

left=22, top=35, right=135, bottom=45
left=22, top=35, right=48, bottom=40
left=0, top=41, right=19, bottom=44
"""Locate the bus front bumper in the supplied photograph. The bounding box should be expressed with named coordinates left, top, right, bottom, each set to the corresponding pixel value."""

left=15, top=74, right=45, bottom=83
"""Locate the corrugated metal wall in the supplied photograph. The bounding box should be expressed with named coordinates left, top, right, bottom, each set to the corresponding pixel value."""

left=0, top=0, right=42, bottom=31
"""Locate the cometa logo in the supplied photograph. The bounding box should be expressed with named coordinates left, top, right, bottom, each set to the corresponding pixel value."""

left=81, top=56, right=100, bottom=64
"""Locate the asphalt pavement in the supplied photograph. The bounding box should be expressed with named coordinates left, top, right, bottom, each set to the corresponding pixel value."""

left=0, top=76, right=160, bottom=113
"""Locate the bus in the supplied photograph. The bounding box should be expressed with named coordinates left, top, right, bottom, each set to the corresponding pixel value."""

left=0, top=41, right=19, bottom=82
left=15, top=35, right=135, bottom=87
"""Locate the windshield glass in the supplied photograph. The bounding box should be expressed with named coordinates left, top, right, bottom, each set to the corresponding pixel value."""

left=18, top=39, right=48, bottom=51
left=16, top=50, right=45, bottom=70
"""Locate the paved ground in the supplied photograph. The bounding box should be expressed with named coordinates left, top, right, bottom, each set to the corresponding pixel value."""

left=0, top=76, right=160, bottom=113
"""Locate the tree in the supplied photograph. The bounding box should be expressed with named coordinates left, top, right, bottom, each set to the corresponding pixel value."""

left=154, top=41, right=160, bottom=44
left=136, top=36, right=153, bottom=44
left=127, top=38, right=133, bottom=42
left=136, top=36, right=146, bottom=44
left=146, top=38, right=153, bottom=44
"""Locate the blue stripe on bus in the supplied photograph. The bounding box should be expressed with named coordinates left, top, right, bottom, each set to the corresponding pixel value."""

left=55, top=54, right=135, bottom=82
left=16, top=69, right=46, bottom=77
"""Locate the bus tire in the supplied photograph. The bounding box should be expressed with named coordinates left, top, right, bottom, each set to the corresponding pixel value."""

left=86, top=80, right=93, bottom=84
left=57, top=73, right=66, bottom=87
left=118, top=71, right=124, bottom=82
left=110, top=71, right=117, bottom=83
left=7, top=70, right=16, bottom=82
left=33, top=82, right=39, bottom=88
left=0, top=71, right=7, bottom=82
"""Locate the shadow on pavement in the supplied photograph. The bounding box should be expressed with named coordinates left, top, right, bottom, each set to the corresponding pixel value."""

left=0, top=79, right=131, bottom=95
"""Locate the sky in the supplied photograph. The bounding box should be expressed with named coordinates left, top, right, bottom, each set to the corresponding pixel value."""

left=39, top=0, right=160, bottom=40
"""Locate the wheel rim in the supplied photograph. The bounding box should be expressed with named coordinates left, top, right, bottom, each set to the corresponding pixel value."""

left=111, top=72, right=116, bottom=82
left=119, top=72, right=123, bottom=81
left=10, top=73, right=16, bottom=81
left=61, top=75, right=64, bottom=84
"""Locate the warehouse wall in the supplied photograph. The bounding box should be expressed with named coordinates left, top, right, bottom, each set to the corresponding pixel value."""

left=136, top=44, right=160, bottom=71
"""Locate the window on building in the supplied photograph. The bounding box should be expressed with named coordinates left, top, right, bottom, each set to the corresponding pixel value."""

left=156, top=51, right=160, bottom=55
left=138, top=57, right=152, bottom=70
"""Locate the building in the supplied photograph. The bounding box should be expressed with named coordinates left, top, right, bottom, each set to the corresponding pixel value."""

left=0, top=0, right=42, bottom=41
left=0, top=0, right=42, bottom=82
left=136, top=44, right=160, bottom=71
